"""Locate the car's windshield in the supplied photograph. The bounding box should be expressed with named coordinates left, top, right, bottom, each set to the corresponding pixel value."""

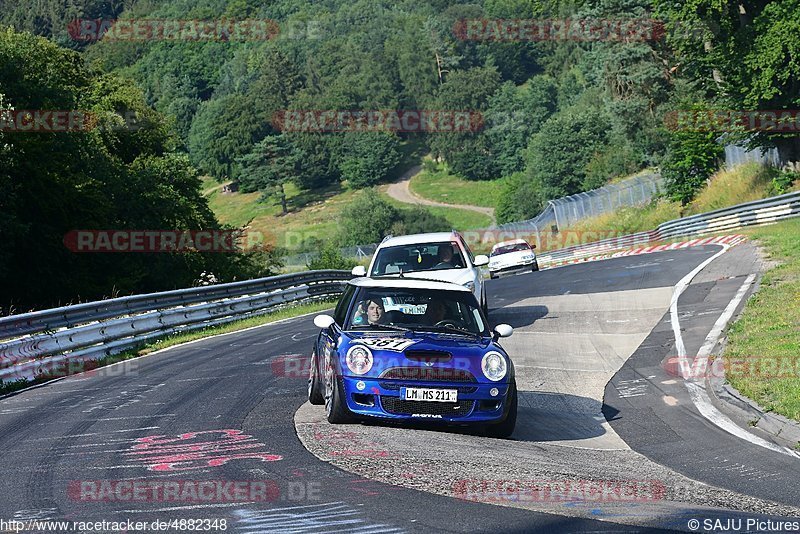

left=370, top=242, right=466, bottom=275
left=491, top=243, right=531, bottom=256
left=346, top=287, right=487, bottom=335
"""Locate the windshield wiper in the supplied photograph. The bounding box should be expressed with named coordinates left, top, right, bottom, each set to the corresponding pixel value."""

left=349, top=324, right=411, bottom=332
left=418, top=325, right=479, bottom=338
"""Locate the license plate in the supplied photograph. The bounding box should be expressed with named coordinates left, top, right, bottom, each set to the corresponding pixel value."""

left=401, top=387, right=458, bottom=403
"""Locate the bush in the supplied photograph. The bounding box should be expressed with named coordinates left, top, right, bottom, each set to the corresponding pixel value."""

left=307, top=245, right=358, bottom=271
left=495, top=172, right=547, bottom=224
left=391, top=208, right=451, bottom=235
left=338, top=189, right=400, bottom=245
left=662, top=129, right=724, bottom=205
left=770, top=168, right=799, bottom=196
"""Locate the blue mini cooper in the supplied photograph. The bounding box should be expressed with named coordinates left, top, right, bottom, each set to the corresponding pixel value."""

left=308, top=277, right=517, bottom=438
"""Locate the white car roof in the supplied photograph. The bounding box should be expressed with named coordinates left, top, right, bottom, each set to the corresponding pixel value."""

left=492, top=239, right=528, bottom=251
left=348, top=276, right=471, bottom=293
left=379, top=232, right=457, bottom=248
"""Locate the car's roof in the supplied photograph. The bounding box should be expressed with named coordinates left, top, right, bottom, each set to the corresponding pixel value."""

left=492, top=238, right=528, bottom=251
left=379, top=232, right=456, bottom=248
left=348, top=276, right=471, bottom=293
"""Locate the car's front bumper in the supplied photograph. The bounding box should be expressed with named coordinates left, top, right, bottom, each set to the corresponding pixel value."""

left=489, top=259, right=538, bottom=275
left=340, top=376, right=512, bottom=423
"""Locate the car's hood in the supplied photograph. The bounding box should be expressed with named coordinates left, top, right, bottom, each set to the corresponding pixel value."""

left=380, top=268, right=473, bottom=287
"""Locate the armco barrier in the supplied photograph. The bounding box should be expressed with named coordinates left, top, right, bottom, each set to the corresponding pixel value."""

left=0, top=271, right=350, bottom=382
left=536, top=191, right=800, bottom=268
left=1, top=191, right=798, bottom=383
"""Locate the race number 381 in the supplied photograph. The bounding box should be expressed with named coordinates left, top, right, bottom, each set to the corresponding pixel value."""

left=355, top=338, right=417, bottom=351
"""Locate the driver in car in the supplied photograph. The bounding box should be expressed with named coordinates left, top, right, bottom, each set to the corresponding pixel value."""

left=422, top=299, right=447, bottom=325
left=434, top=244, right=455, bottom=268
left=353, top=298, right=385, bottom=326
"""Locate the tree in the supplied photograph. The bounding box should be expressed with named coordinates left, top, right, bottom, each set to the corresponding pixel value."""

left=337, top=132, right=401, bottom=189
left=238, top=135, right=302, bottom=215
left=525, top=108, right=612, bottom=198
left=662, top=129, right=724, bottom=205
left=654, top=0, right=800, bottom=163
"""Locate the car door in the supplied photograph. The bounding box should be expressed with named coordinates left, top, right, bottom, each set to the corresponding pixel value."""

left=316, top=285, right=355, bottom=376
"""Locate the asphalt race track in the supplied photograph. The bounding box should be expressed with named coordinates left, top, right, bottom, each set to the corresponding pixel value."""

left=1, top=244, right=798, bottom=533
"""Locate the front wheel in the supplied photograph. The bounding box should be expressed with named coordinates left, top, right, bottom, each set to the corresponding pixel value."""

left=486, top=380, right=517, bottom=439
left=324, top=354, right=354, bottom=424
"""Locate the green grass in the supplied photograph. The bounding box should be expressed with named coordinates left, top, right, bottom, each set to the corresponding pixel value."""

left=0, top=299, right=336, bottom=396
left=409, top=161, right=509, bottom=208
left=724, top=218, right=800, bottom=422
left=567, top=163, right=780, bottom=240
left=379, top=190, right=492, bottom=230
left=200, top=140, right=427, bottom=253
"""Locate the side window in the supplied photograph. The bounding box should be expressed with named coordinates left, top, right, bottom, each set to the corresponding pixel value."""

left=333, top=285, right=356, bottom=326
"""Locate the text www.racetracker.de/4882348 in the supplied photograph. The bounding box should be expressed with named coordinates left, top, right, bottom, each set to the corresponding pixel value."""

left=0, top=518, right=228, bottom=532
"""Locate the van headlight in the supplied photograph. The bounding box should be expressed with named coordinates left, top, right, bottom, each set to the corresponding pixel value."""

left=481, top=351, right=507, bottom=381
left=346, top=345, right=373, bottom=375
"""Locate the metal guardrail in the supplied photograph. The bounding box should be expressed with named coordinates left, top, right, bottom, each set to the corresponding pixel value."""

left=2, top=191, right=797, bottom=384
left=0, top=270, right=350, bottom=382
left=537, top=191, right=800, bottom=267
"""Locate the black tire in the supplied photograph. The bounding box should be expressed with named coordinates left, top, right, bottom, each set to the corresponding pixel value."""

left=531, top=261, right=539, bottom=272
left=486, top=380, right=517, bottom=439
left=324, top=354, right=354, bottom=424
left=307, top=349, right=324, bottom=405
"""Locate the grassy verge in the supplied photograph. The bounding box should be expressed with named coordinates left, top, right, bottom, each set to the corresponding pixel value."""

left=568, top=163, right=777, bottom=237
left=0, top=299, right=335, bottom=396
left=724, top=218, right=800, bottom=422
left=379, top=190, right=492, bottom=230
left=409, top=162, right=509, bottom=208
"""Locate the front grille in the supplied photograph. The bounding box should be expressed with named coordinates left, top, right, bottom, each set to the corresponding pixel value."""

left=380, top=367, right=476, bottom=382
left=380, top=396, right=474, bottom=417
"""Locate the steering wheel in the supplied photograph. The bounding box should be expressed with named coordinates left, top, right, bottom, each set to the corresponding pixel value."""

left=434, top=320, right=461, bottom=329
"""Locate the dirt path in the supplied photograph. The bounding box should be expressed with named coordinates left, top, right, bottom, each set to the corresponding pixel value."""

left=386, top=166, right=496, bottom=225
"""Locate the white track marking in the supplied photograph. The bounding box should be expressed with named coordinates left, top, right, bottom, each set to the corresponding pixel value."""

left=670, top=246, right=800, bottom=458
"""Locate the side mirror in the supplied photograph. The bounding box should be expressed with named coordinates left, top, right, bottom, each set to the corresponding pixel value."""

left=351, top=265, right=367, bottom=276
left=530, top=243, right=536, bottom=249
left=314, top=314, right=336, bottom=329
left=473, top=254, right=489, bottom=267
left=492, top=324, right=513, bottom=341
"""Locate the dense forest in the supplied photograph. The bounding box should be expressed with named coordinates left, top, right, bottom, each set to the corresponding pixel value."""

left=2, top=0, right=798, bottom=310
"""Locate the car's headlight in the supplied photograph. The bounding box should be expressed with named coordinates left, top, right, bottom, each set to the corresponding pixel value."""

left=345, top=345, right=373, bottom=375
left=463, top=281, right=475, bottom=291
left=481, top=351, right=507, bottom=381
